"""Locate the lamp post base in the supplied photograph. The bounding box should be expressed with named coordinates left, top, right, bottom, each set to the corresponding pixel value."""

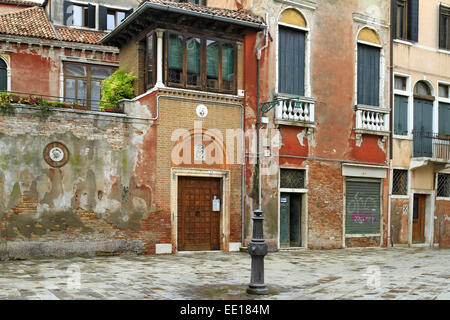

left=246, top=284, right=269, bottom=295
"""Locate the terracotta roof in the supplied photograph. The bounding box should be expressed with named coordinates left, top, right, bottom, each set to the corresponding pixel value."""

left=0, top=6, right=109, bottom=45
left=0, top=0, right=42, bottom=6
left=55, top=27, right=108, bottom=45
left=139, top=0, right=264, bottom=24
left=0, top=6, right=57, bottom=40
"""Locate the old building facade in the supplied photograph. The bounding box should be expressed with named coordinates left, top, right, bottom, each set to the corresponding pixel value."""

left=390, top=0, right=450, bottom=248
left=0, top=0, right=448, bottom=259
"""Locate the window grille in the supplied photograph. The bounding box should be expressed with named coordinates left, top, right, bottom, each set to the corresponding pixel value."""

left=392, top=169, right=408, bottom=195
left=280, top=169, right=305, bottom=189
left=437, top=173, right=450, bottom=197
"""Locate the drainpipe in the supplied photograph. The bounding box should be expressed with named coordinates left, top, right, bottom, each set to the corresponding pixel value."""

left=255, top=14, right=269, bottom=211
left=388, top=0, right=395, bottom=247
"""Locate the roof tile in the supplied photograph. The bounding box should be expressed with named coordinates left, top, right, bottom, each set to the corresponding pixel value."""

left=55, top=27, right=108, bottom=45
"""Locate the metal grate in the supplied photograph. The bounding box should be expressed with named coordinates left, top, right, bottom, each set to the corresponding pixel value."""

left=280, top=169, right=305, bottom=189
left=437, top=174, right=450, bottom=197
left=392, top=169, right=408, bottom=195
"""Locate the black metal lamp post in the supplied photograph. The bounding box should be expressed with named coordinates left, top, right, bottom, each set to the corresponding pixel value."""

left=247, top=209, right=268, bottom=295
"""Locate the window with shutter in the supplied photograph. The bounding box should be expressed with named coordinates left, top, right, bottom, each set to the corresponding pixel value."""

left=439, top=5, right=450, bottom=50
left=439, top=103, right=450, bottom=135
left=357, top=43, right=380, bottom=106
left=0, top=59, right=7, bottom=91
left=394, top=0, right=419, bottom=42
left=394, top=95, right=408, bottom=135
left=278, top=26, right=305, bottom=96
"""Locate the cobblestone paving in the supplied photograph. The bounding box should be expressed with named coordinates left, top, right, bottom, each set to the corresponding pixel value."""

left=0, top=247, right=449, bottom=300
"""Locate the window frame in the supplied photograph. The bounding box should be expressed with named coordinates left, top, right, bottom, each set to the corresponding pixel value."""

left=439, top=4, right=450, bottom=50
left=106, top=8, right=127, bottom=30
left=393, top=72, right=412, bottom=139
left=356, top=40, right=382, bottom=107
left=163, top=31, right=237, bottom=95
left=392, top=168, right=409, bottom=197
left=436, top=173, right=450, bottom=200
left=63, top=62, right=116, bottom=109
left=396, top=0, right=408, bottom=40
left=437, top=80, right=450, bottom=136
left=72, top=3, right=89, bottom=28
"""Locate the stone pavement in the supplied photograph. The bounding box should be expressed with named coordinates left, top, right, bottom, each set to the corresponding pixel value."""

left=0, top=247, right=448, bottom=300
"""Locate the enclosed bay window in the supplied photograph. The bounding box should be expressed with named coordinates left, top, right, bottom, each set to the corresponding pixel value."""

left=164, top=32, right=236, bottom=94
left=64, top=63, right=115, bottom=110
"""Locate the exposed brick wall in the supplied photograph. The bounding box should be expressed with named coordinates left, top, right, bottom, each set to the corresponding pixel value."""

left=435, top=200, right=450, bottom=248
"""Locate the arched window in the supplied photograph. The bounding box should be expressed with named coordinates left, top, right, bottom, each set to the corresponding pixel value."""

left=357, top=28, right=382, bottom=106
left=0, top=59, right=7, bottom=92
left=414, top=81, right=432, bottom=97
left=278, top=9, right=307, bottom=96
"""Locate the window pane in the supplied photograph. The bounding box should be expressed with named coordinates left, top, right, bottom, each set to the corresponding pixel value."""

left=91, top=66, right=113, bottom=79
left=91, top=81, right=101, bottom=111
left=222, top=44, right=235, bottom=91
left=168, top=34, right=183, bottom=84
left=439, top=84, right=449, bottom=98
left=65, top=63, right=87, bottom=77
left=117, top=11, right=126, bottom=24
left=73, top=5, right=83, bottom=26
left=107, top=12, right=115, bottom=30
left=206, top=40, right=219, bottom=90
left=186, top=37, right=200, bottom=86
left=414, top=81, right=431, bottom=96
left=77, top=80, right=87, bottom=105
left=65, top=78, right=76, bottom=103
left=394, top=76, right=407, bottom=91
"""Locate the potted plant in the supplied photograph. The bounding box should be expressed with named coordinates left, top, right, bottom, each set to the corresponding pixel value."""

left=100, top=70, right=136, bottom=112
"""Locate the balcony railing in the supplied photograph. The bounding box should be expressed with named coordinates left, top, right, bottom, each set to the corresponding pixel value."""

left=355, top=105, right=389, bottom=133
left=413, top=131, right=450, bottom=160
left=261, top=97, right=315, bottom=126
left=0, top=91, right=122, bottom=113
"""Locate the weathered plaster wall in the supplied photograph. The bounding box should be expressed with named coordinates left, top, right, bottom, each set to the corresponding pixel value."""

left=0, top=104, right=157, bottom=259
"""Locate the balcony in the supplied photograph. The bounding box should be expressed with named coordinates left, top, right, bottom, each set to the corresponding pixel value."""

left=261, top=96, right=315, bottom=128
left=354, top=104, right=389, bottom=144
left=413, top=131, right=450, bottom=161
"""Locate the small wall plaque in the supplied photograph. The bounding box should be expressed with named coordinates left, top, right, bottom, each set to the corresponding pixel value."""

left=196, top=104, right=208, bottom=118
left=44, top=142, right=69, bottom=168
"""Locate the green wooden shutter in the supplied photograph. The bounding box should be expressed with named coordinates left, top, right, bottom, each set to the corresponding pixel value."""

left=439, top=102, right=450, bottom=135
left=392, top=0, right=397, bottom=39
left=278, top=26, right=305, bottom=96
left=408, top=0, right=419, bottom=42
left=358, top=44, right=380, bottom=106
left=394, top=95, right=408, bottom=135
left=87, top=4, right=96, bottom=28
left=168, top=35, right=183, bottom=70
left=345, top=179, right=381, bottom=235
left=98, top=5, right=108, bottom=30
left=63, top=1, right=73, bottom=25
left=413, top=98, right=433, bottom=157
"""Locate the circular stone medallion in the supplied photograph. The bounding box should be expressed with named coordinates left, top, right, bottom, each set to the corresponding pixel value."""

left=196, top=104, right=208, bottom=118
left=44, top=142, right=69, bottom=168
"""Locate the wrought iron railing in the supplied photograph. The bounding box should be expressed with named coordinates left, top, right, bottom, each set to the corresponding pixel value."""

left=0, top=91, right=122, bottom=113
left=413, top=131, right=450, bottom=160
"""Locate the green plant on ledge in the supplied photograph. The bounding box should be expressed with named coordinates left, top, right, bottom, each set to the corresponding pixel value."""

left=100, top=70, right=136, bottom=111
left=0, top=93, right=15, bottom=116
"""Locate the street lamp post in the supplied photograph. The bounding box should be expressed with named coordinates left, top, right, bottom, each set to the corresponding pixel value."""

left=247, top=209, right=268, bottom=295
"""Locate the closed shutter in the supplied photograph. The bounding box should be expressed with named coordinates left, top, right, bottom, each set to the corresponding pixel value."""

left=394, top=95, right=408, bottom=135
left=88, top=4, right=96, bottom=29
left=357, top=43, right=380, bottom=106
left=0, top=59, right=7, bottom=91
left=98, top=5, right=108, bottom=31
left=408, top=0, right=419, bottom=42
left=439, top=102, right=450, bottom=135
left=345, top=179, right=381, bottom=235
left=392, top=0, right=397, bottom=38
left=63, top=1, right=73, bottom=26
left=278, top=26, right=305, bottom=96
left=413, top=98, right=433, bottom=157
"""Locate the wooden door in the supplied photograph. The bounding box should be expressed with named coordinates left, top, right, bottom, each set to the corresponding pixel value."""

left=178, top=177, right=221, bottom=251
left=412, top=194, right=426, bottom=243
